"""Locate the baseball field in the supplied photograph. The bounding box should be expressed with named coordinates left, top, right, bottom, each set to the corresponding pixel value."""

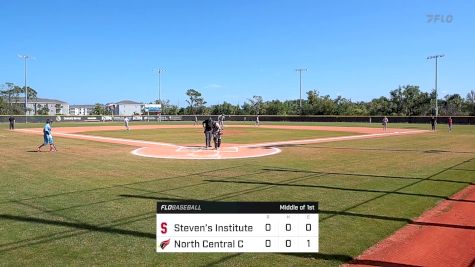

left=1, top=121, right=474, bottom=266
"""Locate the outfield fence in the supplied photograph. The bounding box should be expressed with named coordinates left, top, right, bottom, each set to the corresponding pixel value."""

left=1, top=115, right=474, bottom=124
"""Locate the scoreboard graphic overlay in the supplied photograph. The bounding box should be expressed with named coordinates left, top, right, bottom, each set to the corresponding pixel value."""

left=156, top=202, right=319, bottom=253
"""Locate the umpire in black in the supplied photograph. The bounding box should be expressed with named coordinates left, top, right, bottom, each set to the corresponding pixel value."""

left=8, top=116, right=15, bottom=130
left=202, top=116, right=214, bottom=148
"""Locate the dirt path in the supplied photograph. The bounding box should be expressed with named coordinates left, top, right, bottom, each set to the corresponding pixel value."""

left=345, top=184, right=475, bottom=267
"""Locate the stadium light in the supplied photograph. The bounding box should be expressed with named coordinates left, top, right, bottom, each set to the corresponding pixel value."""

left=295, top=68, right=307, bottom=115
left=427, top=54, right=444, bottom=117
left=18, top=54, right=33, bottom=123
left=155, top=68, right=165, bottom=103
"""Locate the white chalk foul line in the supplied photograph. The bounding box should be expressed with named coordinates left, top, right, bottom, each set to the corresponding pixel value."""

left=16, top=129, right=178, bottom=148
left=239, top=130, right=429, bottom=148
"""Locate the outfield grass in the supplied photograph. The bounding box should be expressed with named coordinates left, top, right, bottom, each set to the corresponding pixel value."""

left=0, top=122, right=474, bottom=266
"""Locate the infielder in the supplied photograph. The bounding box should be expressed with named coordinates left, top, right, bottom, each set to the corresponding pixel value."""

left=124, top=117, right=130, bottom=130
left=218, top=114, right=225, bottom=129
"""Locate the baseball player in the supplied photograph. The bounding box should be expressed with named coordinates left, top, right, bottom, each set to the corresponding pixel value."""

left=202, top=117, right=213, bottom=148
left=37, top=119, right=57, bottom=152
left=124, top=117, right=130, bottom=130
left=212, top=121, right=223, bottom=150
left=218, top=114, right=225, bottom=129
left=382, top=116, right=388, bottom=131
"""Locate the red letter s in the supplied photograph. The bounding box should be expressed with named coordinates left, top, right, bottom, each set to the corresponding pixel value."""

left=161, top=222, right=167, bottom=234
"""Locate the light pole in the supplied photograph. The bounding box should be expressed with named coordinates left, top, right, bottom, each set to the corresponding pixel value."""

left=18, top=55, right=32, bottom=123
left=295, top=68, right=307, bottom=115
left=155, top=68, right=165, bottom=104
left=427, top=55, right=444, bottom=117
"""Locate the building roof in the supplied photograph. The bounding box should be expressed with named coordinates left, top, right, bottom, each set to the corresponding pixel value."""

left=2, top=97, right=68, bottom=104
left=70, top=105, right=96, bottom=109
left=115, top=100, right=143, bottom=104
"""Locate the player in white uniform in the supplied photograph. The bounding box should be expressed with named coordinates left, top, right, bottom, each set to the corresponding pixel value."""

left=218, top=114, right=225, bottom=129
left=124, top=117, right=130, bottom=130
left=212, top=121, right=223, bottom=150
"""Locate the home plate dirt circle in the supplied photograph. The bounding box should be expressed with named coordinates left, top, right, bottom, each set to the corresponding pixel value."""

left=132, top=145, right=281, bottom=160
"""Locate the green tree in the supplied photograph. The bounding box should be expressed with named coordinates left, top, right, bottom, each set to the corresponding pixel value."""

left=55, top=104, right=63, bottom=114
left=389, top=86, right=404, bottom=115
left=307, top=90, right=318, bottom=106
left=185, top=89, right=206, bottom=114
left=265, top=100, right=292, bottom=115
left=91, top=103, right=111, bottom=115
left=155, top=99, right=179, bottom=115
left=401, top=85, right=431, bottom=116
left=0, top=82, right=32, bottom=114
left=36, top=104, right=50, bottom=115
left=247, top=96, right=264, bottom=115
left=465, top=90, right=475, bottom=115
left=441, top=94, right=464, bottom=115
left=368, top=96, right=392, bottom=115
left=210, top=101, right=240, bottom=115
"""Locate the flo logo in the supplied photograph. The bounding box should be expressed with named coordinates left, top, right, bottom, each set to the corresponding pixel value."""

left=160, top=239, right=171, bottom=250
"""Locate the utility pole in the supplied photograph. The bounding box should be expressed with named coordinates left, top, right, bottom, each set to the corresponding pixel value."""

left=295, top=68, right=307, bottom=115
left=427, top=55, right=444, bottom=117
left=18, top=55, right=32, bottom=123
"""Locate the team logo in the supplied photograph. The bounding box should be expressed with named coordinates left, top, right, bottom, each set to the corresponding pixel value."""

left=160, top=239, right=171, bottom=250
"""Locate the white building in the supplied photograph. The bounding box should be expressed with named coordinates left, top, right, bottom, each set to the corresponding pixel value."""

left=69, top=105, right=95, bottom=115
left=107, top=100, right=144, bottom=116
left=4, top=97, right=69, bottom=115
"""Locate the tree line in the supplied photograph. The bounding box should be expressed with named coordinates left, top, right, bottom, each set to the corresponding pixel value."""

left=2, top=82, right=475, bottom=116
left=0, top=82, right=63, bottom=115
left=159, top=86, right=475, bottom=116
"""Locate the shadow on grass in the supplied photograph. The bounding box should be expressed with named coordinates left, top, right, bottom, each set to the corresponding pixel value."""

left=452, top=168, right=475, bottom=172
left=277, top=145, right=475, bottom=155
left=0, top=212, right=155, bottom=253
left=0, top=214, right=155, bottom=239
left=0, top=164, right=250, bottom=204
left=279, top=252, right=353, bottom=263
left=203, top=179, right=475, bottom=203
left=200, top=253, right=242, bottom=267
left=260, top=167, right=472, bottom=184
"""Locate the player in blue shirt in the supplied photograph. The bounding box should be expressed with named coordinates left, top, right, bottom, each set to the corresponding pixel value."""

left=37, top=119, right=57, bottom=152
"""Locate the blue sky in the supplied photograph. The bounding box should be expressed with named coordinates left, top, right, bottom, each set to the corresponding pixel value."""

left=1, top=0, right=474, bottom=106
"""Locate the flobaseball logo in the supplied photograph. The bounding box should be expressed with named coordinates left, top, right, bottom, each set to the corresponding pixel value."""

left=160, top=239, right=171, bottom=250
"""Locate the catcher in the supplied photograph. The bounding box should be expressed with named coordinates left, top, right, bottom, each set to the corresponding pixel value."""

left=212, top=121, right=223, bottom=150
